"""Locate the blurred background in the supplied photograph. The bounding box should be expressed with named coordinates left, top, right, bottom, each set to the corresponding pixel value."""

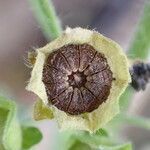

left=0, top=0, right=149, bottom=149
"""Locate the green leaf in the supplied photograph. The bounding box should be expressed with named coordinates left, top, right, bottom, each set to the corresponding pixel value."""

left=128, top=0, right=150, bottom=59
left=54, top=129, right=110, bottom=150
left=74, top=131, right=117, bottom=148
left=0, top=96, right=22, bottom=150
left=69, top=140, right=92, bottom=150
left=33, top=99, right=54, bottom=121
left=68, top=140, right=132, bottom=150
left=114, top=143, right=132, bottom=150
left=99, top=143, right=132, bottom=150
left=54, top=131, right=76, bottom=150
left=29, top=0, right=62, bottom=40
left=22, top=126, right=43, bottom=149
left=121, top=1, right=150, bottom=111
left=115, top=114, right=150, bottom=130
left=68, top=130, right=131, bottom=150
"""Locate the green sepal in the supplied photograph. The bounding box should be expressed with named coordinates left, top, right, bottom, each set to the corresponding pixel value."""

left=33, top=99, right=54, bottom=120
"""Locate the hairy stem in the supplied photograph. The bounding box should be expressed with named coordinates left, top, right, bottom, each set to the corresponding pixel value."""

left=29, top=0, right=62, bottom=40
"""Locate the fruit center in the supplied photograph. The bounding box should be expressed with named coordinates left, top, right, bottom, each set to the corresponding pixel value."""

left=42, top=43, right=113, bottom=115
left=68, top=71, right=87, bottom=88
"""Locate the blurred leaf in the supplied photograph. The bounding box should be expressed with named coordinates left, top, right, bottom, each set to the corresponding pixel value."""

left=128, top=0, right=150, bottom=59
left=54, top=131, right=76, bottom=150
left=70, top=130, right=131, bottom=150
left=69, top=140, right=132, bottom=150
left=69, top=140, right=92, bottom=150
left=55, top=129, right=112, bottom=150
left=22, top=126, right=43, bottom=149
left=99, top=143, right=132, bottom=150
left=29, top=0, right=62, bottom=40
left=115, top=114, right=150, bottom=130
left=114, top=143, right=132, bottom=150
left=74, top=131, right=117, bottom=148
left=120, top=1, right=150, bottom=111
left=33, top=99, right=54, bottom=121
left=0, top=96, right=22, bottom=150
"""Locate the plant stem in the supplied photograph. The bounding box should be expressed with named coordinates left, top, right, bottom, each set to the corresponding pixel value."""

left=29, top=0, right=62, bottom=40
